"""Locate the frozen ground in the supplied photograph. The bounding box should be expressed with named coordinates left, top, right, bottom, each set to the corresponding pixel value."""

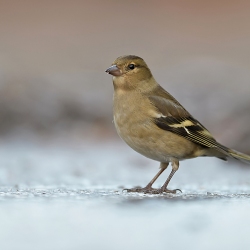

left=1, top=137, right=250, bottom=250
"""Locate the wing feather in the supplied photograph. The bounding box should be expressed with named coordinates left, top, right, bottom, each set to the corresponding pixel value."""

left=148, top=94, right=229, bottom=154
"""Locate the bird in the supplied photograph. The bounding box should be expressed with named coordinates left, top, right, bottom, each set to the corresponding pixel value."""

left=105, top=55, right=250, bottom=194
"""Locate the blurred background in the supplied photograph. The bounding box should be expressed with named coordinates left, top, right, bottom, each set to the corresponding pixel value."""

left=0, top=0, right=250, bottom=151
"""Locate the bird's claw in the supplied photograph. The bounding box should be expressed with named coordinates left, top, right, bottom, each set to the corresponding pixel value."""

left=162, top=188, right=182, bottom=194
left=123, top=187, right=182, bottom=194
left=123, top=186, right=157, bottom=194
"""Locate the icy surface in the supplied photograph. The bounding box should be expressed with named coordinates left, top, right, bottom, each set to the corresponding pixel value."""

left=1, top=138, right=250, bottom=250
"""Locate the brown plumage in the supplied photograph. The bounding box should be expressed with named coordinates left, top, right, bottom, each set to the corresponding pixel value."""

left=106, top=55, right=250, bottom=194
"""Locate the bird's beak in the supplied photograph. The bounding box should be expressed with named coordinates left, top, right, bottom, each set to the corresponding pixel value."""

left=105, top=65, right=122, bottom=76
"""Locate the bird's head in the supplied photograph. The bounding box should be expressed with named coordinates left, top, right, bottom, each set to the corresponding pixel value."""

left=105, top=55, right=154, bottom=90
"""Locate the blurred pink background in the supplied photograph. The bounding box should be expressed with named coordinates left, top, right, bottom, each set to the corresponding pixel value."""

left=0, top=0, right=250, bottom=152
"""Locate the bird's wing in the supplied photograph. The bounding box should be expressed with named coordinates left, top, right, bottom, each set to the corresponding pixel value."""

left=148, top=95, right=229, bottom=153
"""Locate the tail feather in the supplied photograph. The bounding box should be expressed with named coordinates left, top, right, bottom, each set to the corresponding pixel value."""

left=228, top=149, right=250, bottom=165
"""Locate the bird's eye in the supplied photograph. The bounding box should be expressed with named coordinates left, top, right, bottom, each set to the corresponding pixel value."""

left=128, top=64, right=135, bottom=70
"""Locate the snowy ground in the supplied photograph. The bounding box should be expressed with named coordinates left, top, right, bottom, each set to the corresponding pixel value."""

left=1, top=137, right=250, bottom=250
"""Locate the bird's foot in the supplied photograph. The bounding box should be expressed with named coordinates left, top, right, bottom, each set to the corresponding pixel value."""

left=123, top=186, right=157, bottom=194
left=163, top=188, right=182, bottom=194
left=150, top=188, right=182, bottom=194
left=123, top=186, right=182, bottom=194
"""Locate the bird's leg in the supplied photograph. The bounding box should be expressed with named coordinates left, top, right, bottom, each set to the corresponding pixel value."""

left=159, top=160, right=181, bottom=194
left=124, top=162, right=169, bottom=193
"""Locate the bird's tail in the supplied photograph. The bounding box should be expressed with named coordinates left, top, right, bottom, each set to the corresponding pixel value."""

left=227, top=148, right=250, bottom=165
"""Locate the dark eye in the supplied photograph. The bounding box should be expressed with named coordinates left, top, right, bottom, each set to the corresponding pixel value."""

left=128, top=64, right=135, bottom=70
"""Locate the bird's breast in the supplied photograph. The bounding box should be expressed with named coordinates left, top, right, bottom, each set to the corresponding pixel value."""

left=113, top=91, right=167, bottom=161
left=112, top=91, right=201, bottom=162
